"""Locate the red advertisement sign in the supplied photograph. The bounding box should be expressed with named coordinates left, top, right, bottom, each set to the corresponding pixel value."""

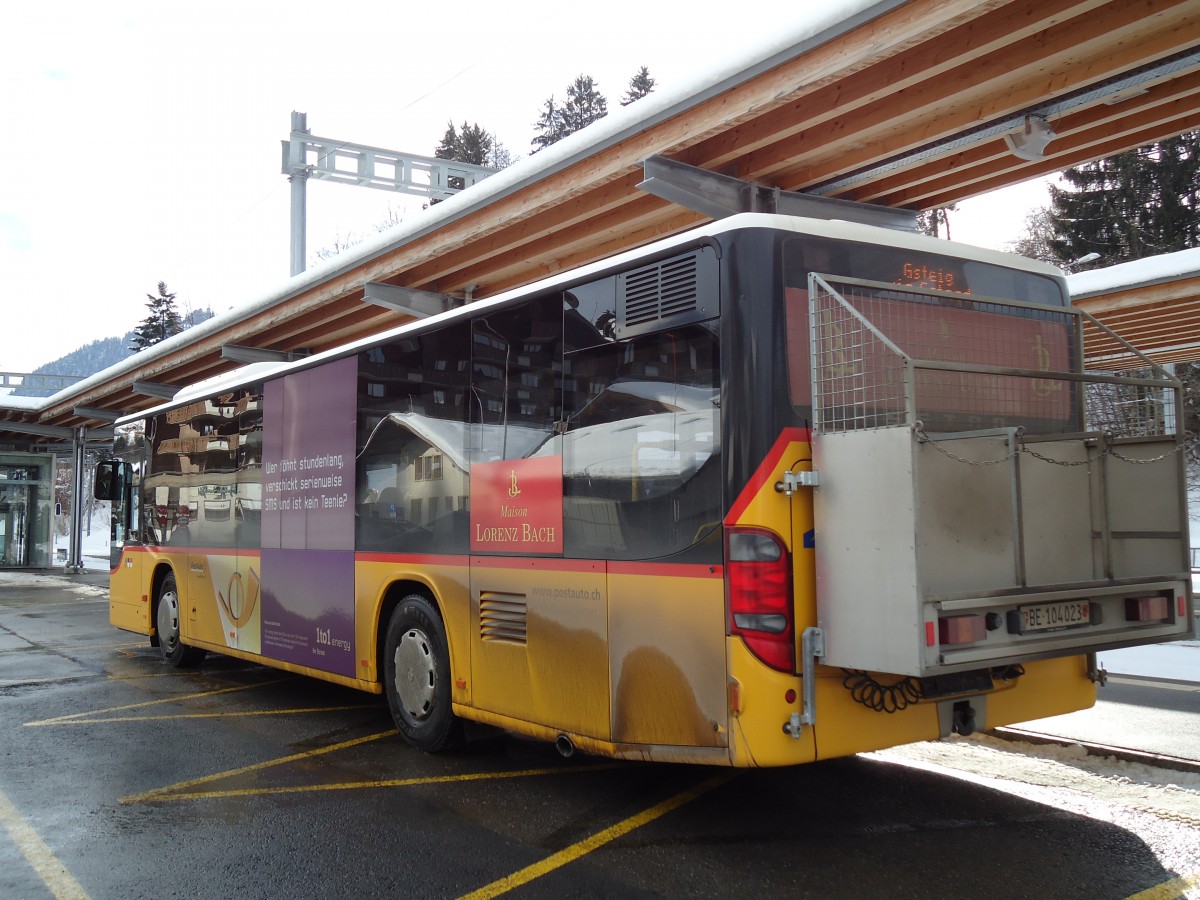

left=470, top=456, right=564, bottom=554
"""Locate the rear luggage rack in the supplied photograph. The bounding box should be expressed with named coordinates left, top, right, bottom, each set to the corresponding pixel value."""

left=805, top=274, right=1190, bottom=677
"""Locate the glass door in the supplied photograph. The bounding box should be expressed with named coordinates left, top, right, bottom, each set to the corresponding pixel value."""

left=0, top=480, right=30, bottom=567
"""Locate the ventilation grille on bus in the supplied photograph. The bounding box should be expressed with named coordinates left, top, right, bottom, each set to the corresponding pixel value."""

left=615, top=246, right=718, bottom=338
left=480, top=593, right=528, bottom=644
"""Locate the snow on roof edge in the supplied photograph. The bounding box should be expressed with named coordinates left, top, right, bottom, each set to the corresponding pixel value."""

left=1068, top=246, right=1200, bottom=299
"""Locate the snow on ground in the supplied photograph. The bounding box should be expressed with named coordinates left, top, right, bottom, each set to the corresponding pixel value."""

left=0, top=570, right=108, bottom=599
left=49, top=503, right=111, bottom=564
left=873, top=732, right=1200, bottom=892
left=1094, top=568, right=1199, bottom=681
left=1099, top=641, right=1200, bottom=681
left=872, top=736, right=1200, bottom=891
left=876, top=731, right=1200, bottom=798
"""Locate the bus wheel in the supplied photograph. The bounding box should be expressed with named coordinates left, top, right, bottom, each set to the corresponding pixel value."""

left=384, top=594, right=461, bottom=752
left=155, top=574, right=206, bottom=668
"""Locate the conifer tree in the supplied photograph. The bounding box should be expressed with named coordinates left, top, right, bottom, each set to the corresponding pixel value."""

left=435, top=120, right=497, bottom=191
left=531, top=96, right=564, bottom=152
left=431, top=120, right=511, bottom=203
left=434, top=120, right=494, bottom=167
left=620, top=66, right=656, bottom=106
left=129, top=282, right=184, bottom=354
left=531, top=75, right=609, bottom=153
left=560, top=75, right=607, bottom=134
left=916, top=206, right=956, bottom=239
left=1037, top=132, right=1200, bottom=485
left=1047, top=133, right=1200, bottom=266
left=434, top=121, right=460, bottom=161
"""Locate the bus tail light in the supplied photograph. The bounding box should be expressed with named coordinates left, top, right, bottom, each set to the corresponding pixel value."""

left=938, top=614, right=987, bottom=645
left=1125, top=594, right=1170, bottom=622
left=726, top=527, right=794, bottom=672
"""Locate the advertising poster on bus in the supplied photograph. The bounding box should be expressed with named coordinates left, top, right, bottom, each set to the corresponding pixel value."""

left=260, top=357, right=358, bottom=677
left=470, top=455, right=564, bottom=555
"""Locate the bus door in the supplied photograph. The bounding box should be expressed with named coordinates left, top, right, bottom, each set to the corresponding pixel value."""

left=101, top=426, right=152, bottom=633
left=557, top=281, right=727, bottom=751
left=467, top=298, right=613, bottom=740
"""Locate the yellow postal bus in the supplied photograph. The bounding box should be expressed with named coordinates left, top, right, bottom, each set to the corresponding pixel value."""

left=97, top=212, right=1192, bottom=766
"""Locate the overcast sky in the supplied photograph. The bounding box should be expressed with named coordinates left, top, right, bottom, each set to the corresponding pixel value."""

left=1, top=1, right=1053, bottom=375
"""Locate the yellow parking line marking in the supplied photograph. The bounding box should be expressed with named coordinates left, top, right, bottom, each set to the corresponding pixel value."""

left=122, top=729, right=397, bottom=803
left=146, top=765, right=610, bottom=803
left=1126, top=871, right=1200, bottom=900
left=0, top=787, right=90, bottom=900
left=124, top=728, right=616, bottom=804
left=38, top=704, right=375, bottom=725
left=31, top=642, right=134, bottom=653
left=458, top=771, right=736, bottom=900
left=25, top=677, right=292, bottom=726
left=104, top=670, right=193, bottom=680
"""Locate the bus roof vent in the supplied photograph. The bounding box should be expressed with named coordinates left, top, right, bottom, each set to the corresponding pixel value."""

left=615, top=247, right=718, bottom=338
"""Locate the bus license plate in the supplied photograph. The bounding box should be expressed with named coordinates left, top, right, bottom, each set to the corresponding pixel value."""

left=1015, top=599, right=1091, bottom=633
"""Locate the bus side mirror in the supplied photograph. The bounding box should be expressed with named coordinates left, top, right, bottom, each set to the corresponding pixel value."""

left=94, top=460, right=120, bottom=501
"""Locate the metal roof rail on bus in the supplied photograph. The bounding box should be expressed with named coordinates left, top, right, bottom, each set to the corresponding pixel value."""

left=637, top=155, right=918, bottom=232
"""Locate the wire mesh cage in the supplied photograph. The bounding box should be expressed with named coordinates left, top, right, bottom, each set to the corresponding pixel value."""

left=808, top=274, right=1180, bottom=441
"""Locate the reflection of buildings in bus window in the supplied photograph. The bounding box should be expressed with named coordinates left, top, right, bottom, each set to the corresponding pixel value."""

left=233, top=386, right=264, bottom=546
left=356, top=414, right=472, bottom=552
left=559, top=325, right=721, bottom=560
left=202, top=485, right=232, bottom=521
left=150, top=396, right=244, bottom=548
left=564, top=276, right=619, bottom=348
left=235, top=482, right=262, bottom=523
left=471, top=298, right=563, bottom=438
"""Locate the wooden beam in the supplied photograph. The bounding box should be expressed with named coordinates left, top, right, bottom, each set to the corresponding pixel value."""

left=845, top=67, right=1200, bottom=205
left=762, top=0, right=1198, bottom=189
left=912, top=109, right=1200, bottom=209
left=683, top=0, right=1110, bottom=176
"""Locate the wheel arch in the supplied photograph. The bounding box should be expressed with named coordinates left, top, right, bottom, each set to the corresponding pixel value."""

left=148, top=561, right=177, bottom=646
left=373, top=577, right=442, bottom=686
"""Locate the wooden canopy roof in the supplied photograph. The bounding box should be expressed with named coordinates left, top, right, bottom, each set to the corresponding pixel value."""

left=1073, top=250, right=1200, bottom=371
left=5, top=0, right=1200, bottom=443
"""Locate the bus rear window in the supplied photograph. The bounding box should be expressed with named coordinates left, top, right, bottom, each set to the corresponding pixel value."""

left=784, top=236, right=1066, bottom=306
left=783, top=237, right=1076, bottom=434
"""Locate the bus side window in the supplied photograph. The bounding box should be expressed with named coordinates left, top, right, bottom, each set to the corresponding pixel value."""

left=127, top=460, right=141, bottom=543
left=356, top=326, right=471, bottom=554
left=562, top=325, right=720, bottom=560
left=107, top=462, right=127, bottom=546
left=469, top=296, right=563, bottom=463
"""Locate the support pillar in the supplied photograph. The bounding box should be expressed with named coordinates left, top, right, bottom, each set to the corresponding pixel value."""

left=288, top=111, right=309, bottom=277
left=66, top=426, right=86, bottom=573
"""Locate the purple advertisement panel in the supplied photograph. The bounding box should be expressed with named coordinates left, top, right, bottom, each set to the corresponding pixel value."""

left=260, top=356, right=358, bottom=676
left=260, top=549, right=355, bottom=677
left=262, top=356, right=357, bottom=551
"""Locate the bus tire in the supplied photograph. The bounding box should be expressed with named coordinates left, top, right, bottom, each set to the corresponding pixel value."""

left=155, top=573, right=206, bottom=668
left=384, top=594, right=461, bottom=753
